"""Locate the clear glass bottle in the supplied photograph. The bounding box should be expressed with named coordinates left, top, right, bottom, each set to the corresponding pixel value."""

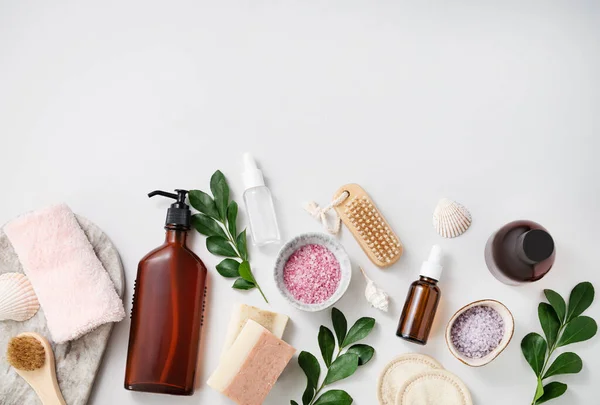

left=397, top=245, right=443, bottom=345
left=242, top=153, right=281, bottom=246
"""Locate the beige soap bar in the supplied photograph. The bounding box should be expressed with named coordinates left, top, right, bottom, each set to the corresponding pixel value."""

left=222, top=304, right=289, bottom=357
left=208, top=320, right=296, bottom=405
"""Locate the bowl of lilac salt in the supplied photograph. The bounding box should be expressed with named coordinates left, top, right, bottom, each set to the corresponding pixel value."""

left=445, top=299, right=515, bottom=367
left=274, top=232, right=352, bottom=312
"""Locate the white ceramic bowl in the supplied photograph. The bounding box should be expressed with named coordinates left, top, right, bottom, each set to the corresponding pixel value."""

left=274, top=232, right=352, bottom=312
left=445, top=299, right=515, bottom=367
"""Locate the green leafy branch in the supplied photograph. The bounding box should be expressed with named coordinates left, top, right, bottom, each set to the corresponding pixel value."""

left=291, top=308, right=376, bottom=405
left=189, top=170, right=268, bottom=303
left=521, top=282, right=597, bottom=405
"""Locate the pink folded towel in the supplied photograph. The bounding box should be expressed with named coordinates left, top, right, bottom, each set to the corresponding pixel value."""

left=4, top=204, right=125, bottom=343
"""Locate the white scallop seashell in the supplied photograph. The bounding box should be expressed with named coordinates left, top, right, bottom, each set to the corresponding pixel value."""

left=360, top=267, right=389, bottom=312
left=0, top=272, right=40, bottom=322
left=433, top=198, right=472, bottom=238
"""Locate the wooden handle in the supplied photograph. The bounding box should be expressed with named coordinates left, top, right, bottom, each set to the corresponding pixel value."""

left=33, top=383, right=67, bottom=405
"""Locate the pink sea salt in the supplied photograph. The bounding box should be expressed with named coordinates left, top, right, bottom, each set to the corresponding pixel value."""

left=283, top=244, right=341, bottom=305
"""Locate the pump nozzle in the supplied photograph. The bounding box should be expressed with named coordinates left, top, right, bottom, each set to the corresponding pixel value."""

left=149, top=190, right=177, bottom=199
left=148, top=189, right=188, bottom=204
left=148, top=189, right=191, bottom=229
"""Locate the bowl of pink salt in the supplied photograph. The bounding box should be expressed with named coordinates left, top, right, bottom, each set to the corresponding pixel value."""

left=445, top=299, right=515, bottom=367
left=274, top=233, right=352, bottom=312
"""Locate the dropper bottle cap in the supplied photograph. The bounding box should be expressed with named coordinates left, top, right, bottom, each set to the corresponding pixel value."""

left=420, top=245, right=443, bottom=281
left=242, top=153, right=265, bottom=190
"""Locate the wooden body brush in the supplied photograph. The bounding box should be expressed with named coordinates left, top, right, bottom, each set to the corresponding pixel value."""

left=333, top=184, right=403, bottom=267
left=6, top=332, right=66, bottom=405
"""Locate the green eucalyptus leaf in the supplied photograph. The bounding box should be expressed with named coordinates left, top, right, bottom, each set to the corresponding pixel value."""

left=543, top=352, right=582, bottom=379
left=313, top=390, right=353, bottom=405
left=323, top=353, right=359, bottom=385
left=291, top=401, right=300, bottom=405
left=544, top=289, right=566, bottom=323
left=318, top=326, right=335, bottom=367
left=331, top=308, right=347, bottom=347
left=232, top=278, right=255, bottom=290
left=238, top=260, right=255, bottom=283
left=210, top=170, right=230, bottom=220
left=206, top=236, right=238, bottom=257
left=227, top=201, right=238, bottom=237
left=535, top=382, right=567, bottom=404
left=521, top=333, right=547, bottom=376
left=191, top=213, right=227, bottom=238
left=566, top=282, right=595, bottom=322
left=558, top=316, right=598, bottom=347
left=236, top=229, right=248, bottom=261
left=342, top=317, right=375, bottom=348
left=347, top=344, right=375, bottom=366
left=298, top=351, right=320, bottom=389
left=534, top=378, right=544, bottom=402
left=189, top=190, right=220, bottom=219
left=216, top=259, right=241, bottom=278
left=539, top=303, right=561, bottom=349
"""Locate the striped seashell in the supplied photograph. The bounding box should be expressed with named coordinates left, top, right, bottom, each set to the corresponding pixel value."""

left=0, top=273, right=40, bottom=322
left=433, top=198, right=472, bottom=238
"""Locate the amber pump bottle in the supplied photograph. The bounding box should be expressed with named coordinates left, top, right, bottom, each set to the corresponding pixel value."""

left=125, top=190, right=207, bottom=395
left=397, top=245, right=443, bottom=345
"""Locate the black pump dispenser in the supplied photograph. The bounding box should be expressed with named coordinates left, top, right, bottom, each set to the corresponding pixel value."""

left=148, top=189, right=191, bottom=229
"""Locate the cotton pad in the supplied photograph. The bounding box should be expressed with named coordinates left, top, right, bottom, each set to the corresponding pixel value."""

left=377, top=354, right=443, bottom=405
left=395, top=369, right=473, bottom=405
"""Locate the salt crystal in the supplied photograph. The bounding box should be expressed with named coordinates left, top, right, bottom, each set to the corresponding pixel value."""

left=283, top=244, right=341, bottom=305
left=450, top=305, right=505, bottom=359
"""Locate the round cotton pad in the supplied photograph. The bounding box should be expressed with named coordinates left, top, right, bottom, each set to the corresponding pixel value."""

left=395, top=369, right=473, bottom=405
left=377, top=354, right=443, bottom=405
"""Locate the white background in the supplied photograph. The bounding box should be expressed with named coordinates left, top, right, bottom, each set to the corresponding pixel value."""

left=1, top=1, right=599, bottom=404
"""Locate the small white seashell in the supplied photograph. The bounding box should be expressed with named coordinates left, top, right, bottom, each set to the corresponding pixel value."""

left=433, top=198, right=472, bottom=238
left=0, top=272, right=40, bottom=322
left=360, top=267, right=389, bottom=312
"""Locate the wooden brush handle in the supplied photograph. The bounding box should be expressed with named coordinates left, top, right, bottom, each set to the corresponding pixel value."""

left=33, top=384, right=67, bottom=405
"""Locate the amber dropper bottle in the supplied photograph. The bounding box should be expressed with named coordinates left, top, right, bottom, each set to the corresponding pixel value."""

left=396, top=245, right=443, bottom=345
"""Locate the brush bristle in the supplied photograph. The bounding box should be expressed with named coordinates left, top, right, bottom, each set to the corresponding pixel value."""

left=344, top=195, right=402, bottom=263
left=6, top=336, right=45, bottom=371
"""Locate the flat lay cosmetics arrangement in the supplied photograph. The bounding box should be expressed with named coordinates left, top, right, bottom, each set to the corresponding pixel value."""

left=0, top=154, right=598, bottom=405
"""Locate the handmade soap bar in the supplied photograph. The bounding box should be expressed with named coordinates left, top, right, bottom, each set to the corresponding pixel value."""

left=208, top=320, right=295, bottom=405
left=222, top=304, right=289, bottom=356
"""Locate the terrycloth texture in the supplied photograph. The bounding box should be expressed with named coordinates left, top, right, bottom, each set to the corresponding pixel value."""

left=0, top=215, right=125, bottom=405
left=3, top=204, right=125, bottom=343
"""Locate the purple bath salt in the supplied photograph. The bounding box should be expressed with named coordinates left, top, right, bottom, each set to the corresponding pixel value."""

left=450, top=305, right=505, bottom=359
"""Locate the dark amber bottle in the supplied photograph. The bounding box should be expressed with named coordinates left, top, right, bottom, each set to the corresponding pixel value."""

left=125, top=190, right=207, bottom=395
left=397, top=246, right=443, bottom=345
left=484, top=220, right=555, bottom=285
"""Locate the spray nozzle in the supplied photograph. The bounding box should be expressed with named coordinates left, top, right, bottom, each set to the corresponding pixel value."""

left=242, top=152, right=265, bottom=189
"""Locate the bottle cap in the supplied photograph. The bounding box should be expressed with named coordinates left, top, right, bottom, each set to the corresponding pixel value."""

left=420, top=245, right=443, bottom=281
left=148, top=189, right=191, bottom=229
left=517, top=229, right=554, bottom=264
left=242, top=153, right=265, bottom=190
